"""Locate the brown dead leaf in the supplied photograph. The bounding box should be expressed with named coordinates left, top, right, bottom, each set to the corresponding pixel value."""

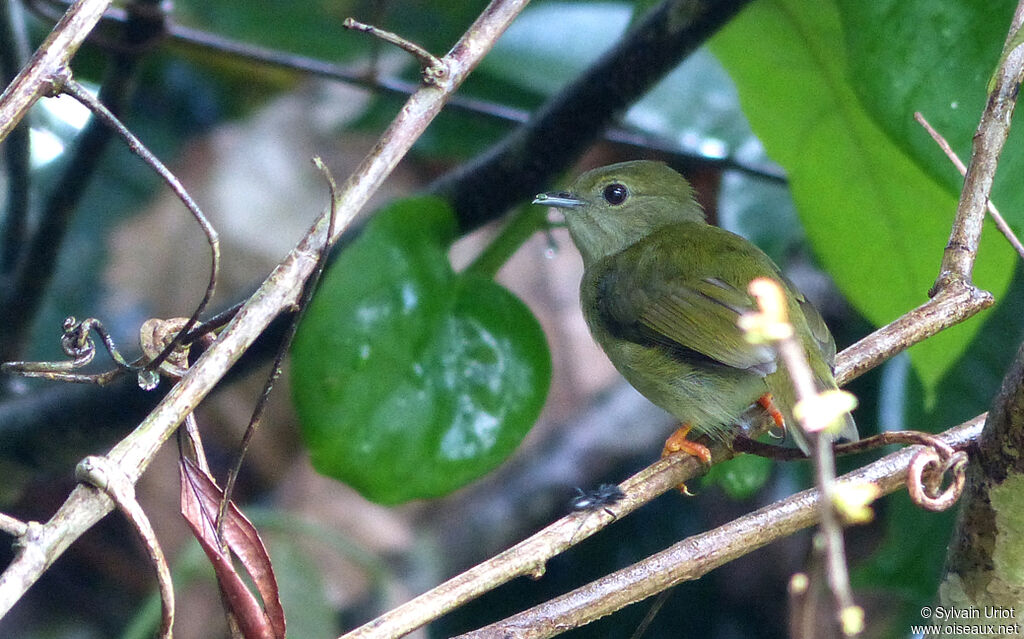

left=180, top=457, right=285, bottom=639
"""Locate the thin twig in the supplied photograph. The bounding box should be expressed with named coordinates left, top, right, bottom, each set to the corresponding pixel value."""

left=833, top=280, right=993, bottom=385
left=0, top=0, right=531, bottom=620
left=905, top=441, right=968, bottom=512
left=57, top=74, right=221, bottom=382
left=216, top=158, right=339, bottom=537
left=0, top=0, right=165, bottom=363
left=627, top=589, right=671, bottom=639
left=0, top=514, right=28, bottom=538
left=914, top=111, right=1024, bottom=262
left=930, top=2, right=1024, bottom=295
left=76, top=455, right=174, bottom=639
left=736, top=429, right=970, bottom=461
left=743, top=278, right=859, bottom=635
left=342, top=18, right=448, bottom=85
left=0, top=316, right=136, bottom=385
left=451, top=417, right=983, bottom=639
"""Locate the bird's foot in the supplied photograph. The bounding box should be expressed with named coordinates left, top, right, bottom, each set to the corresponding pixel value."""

left=758, top=393, right=787, bottom=440
left=661, top=424, right=711, bottom=495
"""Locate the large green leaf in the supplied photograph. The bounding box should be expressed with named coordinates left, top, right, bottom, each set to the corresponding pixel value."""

left=291, top=197, right=551, bottom=504
left=838, top=0, right=1023, bottom=215
left=709, top=0, right=1015, bottom=399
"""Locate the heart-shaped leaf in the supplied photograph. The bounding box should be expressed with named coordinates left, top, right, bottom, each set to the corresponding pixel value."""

left=291, top=197, right=551, bottom=504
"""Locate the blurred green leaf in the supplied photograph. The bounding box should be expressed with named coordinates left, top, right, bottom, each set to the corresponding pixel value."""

left=704, top=452, right=773, bottom=500
left=709, top=0, right=1015, bottom=401
left=405, top=72, right=541, bottom=159
left=267, top=535, right=338, bottom=639
left=291, top=197, right=551, bottom=504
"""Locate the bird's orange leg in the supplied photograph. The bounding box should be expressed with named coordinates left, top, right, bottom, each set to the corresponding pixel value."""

left=757, top=393, right=787, bottom=439
left=661, top=424, right=712, bottom=495
left=661, top=424, right=712, bottom=463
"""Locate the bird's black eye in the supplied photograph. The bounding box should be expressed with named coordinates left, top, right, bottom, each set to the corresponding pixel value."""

left=602, top=183, right=629, bottom=206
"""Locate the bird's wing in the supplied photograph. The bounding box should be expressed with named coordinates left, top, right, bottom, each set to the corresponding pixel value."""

left=794, top=294, right=837, bottom=365
left=595, top=243, right=777, bottom=376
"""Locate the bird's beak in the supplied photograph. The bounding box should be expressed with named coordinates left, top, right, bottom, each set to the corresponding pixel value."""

left=532, top=191, right=583, bottom=209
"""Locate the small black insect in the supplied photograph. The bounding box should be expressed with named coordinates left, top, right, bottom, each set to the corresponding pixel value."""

left=570, top=483, right=626, bottom=517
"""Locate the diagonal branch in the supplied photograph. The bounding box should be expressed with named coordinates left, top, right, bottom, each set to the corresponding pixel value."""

left=0, top=0, right=760, bottom=438
left=915, top=111, right=1024, bottom=263
left=428, top=0, right=754, bottom=232
left=0, top=0, right=110, bottom=142
left=0, top=0, right=531, bottom=621
left=452, top=417, right=983, bottom=639
left=930, top=1, right=1024, bottom=294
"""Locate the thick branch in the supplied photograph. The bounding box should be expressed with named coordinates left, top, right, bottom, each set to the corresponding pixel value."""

left=428, top=0, right=753, bottom=232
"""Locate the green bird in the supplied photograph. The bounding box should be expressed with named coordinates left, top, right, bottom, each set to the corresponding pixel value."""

left=533, top=160, right=857, bottom=460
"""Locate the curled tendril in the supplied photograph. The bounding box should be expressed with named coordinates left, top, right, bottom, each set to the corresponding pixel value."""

left=60, top=316, right=97, bottom=365
left=139, top=318, right=194, bottom=379
left=1, top=317, right=128, bottom=381
left=907, top=435, right=968, bottom=511
left=2, top=316, right=206, bottom=389
left=61, top=317, right=134, bottom=371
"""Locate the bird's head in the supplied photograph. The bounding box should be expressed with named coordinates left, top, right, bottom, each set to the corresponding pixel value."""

left=533, top=160, right=705, bottom=264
